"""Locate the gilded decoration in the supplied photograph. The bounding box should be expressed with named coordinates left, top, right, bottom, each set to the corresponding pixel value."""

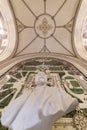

left=35, top=14, right=55, bottom=38
left=37, top=17, right=53, bottom=36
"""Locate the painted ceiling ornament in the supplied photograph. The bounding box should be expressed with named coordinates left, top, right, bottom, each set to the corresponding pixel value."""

left=37, top=17, right=53, bottom=36
left=35, top=14, right=56, bottom=38
left=73, top=106, right=87, bottom=130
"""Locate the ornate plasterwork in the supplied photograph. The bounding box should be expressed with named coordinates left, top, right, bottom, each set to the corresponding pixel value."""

left=73, top=107, right=87, bottom=130
left=35, top=14, right=55, bottom=38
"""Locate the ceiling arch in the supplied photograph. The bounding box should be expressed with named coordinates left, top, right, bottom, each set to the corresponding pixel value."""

left=0, top=53, right=87, bottom=77
left=9, top=0, right=80, bottom=57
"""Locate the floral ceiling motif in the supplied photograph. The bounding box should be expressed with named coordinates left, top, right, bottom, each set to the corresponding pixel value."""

left=36, top=16, right=54, bottom=38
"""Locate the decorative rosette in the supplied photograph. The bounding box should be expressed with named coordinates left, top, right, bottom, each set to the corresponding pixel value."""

left=73, top=106, right=87, bottom=130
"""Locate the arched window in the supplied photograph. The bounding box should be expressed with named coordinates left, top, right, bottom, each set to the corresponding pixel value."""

left=82, top=18, right=87, bottom=51
left=0, top=11, right=8, bottom=55
left=0, top=0, right=17, bottom=62
left=73, top=0, right=87, bottom=61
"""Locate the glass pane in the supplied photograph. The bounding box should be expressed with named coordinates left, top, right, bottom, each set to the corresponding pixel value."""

left=0, top=11, right=8, bottom=55
left=82, top=18, right=87, bottom=51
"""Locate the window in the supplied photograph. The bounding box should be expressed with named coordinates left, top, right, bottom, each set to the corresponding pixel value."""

left=0, top=11, right=8, bottom=55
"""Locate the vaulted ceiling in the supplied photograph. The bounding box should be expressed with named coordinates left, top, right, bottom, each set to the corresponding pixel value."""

left=10, top=0, right=79, bottom=56
left=0, top=0, right=87, bottom=76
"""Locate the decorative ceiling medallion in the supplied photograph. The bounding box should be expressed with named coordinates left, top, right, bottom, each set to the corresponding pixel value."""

left=35, top=14, right=56, bottom=39
left=37, top=17, right=53, bottom=36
